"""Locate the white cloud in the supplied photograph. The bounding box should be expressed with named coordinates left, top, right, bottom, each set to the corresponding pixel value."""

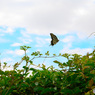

left=0, top=26, right=15, bottom=34
left=11, top=43, right=21, bottom=46
left=20, top=30, right=31, bottom=38
left=61, top=48, right=93, bottom=55
left=61, top=36, right=75, bottom=43
left=74, top=8, right=88, bottom=16
left=6, top=50, right=14, bottom=54
left=6, top=49, right=24, bottom=56
left=2, top=57, right=14, bottom=62
left=45, top=38, right=51, bottom=43
left=14, top=0, right=31, bottom=2
left=18, top=37, right=32, bottom=44
left=15, top=49, right=25, bottom=55
left=4, top=27, right=14, bottom=34
left=35, top=37, right=48, bottom=47
left=0, top=0, right=95, bottom=37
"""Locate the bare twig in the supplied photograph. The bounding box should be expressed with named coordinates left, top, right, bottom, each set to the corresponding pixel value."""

left=87, top=32, right=95, bottom=39
left=30, top=55, right=60, bottom=61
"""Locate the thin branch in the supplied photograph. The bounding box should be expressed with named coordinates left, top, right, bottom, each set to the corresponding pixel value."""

left=87, top=32, right=95, bottom=39
left=30, top=55, right=60, bottom=61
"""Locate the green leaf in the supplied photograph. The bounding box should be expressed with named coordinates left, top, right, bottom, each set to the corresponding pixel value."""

left=20, top=45, right=31, bottom=51
left=45, top=51, right=49, bottom=56
left=53, top=60, right=62, bottom=65
left=30, top=68, right=37, bottom=72
left=29, top=60, right=33, bottom=65
left=53, top=54, right=56, bottom=56
left=34, top=86, right=44, bottom=92
left=61, top=88, right=73, bottom=94
left=41, top=87, right=54, bottom=94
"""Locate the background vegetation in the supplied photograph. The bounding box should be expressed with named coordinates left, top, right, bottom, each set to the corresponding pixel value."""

left=0, top=46, right=95, bottom=95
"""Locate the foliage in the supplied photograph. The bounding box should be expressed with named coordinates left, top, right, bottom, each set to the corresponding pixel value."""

left=0, top=46, right=95, bottom=95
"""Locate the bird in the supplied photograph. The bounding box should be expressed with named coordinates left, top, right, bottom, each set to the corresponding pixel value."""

left=50, top=33, right=59, bottom=46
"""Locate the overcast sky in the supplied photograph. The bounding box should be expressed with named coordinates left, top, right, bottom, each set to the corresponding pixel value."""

left=0, top=0, right=95, bottom=70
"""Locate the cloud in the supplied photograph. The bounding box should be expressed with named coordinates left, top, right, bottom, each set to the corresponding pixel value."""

left=2, top=57, right=14, bottom=62
left=35, top=37, right=48, bottom=47
left=4, top=27, right=14, bottom=34
left=60, top=34, right=93, bottom=55
left=0, top=26, right=15, bottom=34
left=45, top=38, right=51, bottom=43
left=0, top=0, right=95, bottom=37
left=15, top=49, right=25, bottom=55
left=20, top=30, right=31, bottom=38
left=61, top=35, right=75, bottom=43
left=6, top=49, right=25, bottom=56
left=18, top=37, right=32, bottom=44
left=11, top=43, right=21, bottom=46
left=61, top=48, right=93, bottom=55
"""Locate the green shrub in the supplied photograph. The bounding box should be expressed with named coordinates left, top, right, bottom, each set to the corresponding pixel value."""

left=0, top=46, right=95, bottom=95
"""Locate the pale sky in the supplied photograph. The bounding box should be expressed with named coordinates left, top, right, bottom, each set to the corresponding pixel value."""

left=0, top=0, right=95, bottom=70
